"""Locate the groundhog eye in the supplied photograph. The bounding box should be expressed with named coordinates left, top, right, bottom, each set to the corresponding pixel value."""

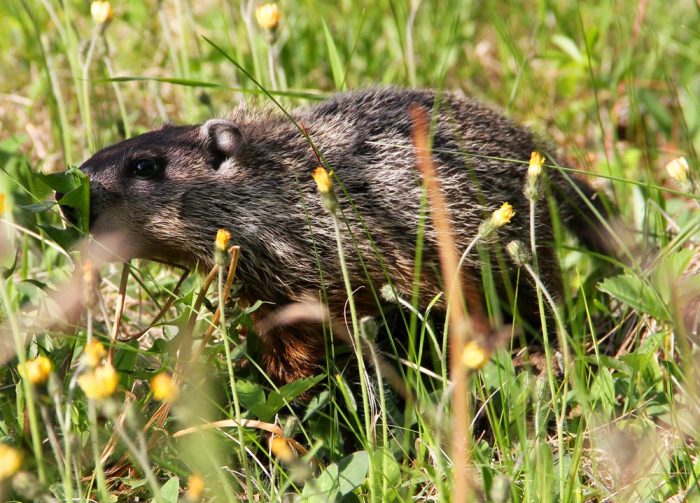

left=130, top=159, right=162, bottom=179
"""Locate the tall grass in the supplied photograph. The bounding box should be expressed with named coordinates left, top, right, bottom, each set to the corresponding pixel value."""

left=1, top=0, right=699, bottom=501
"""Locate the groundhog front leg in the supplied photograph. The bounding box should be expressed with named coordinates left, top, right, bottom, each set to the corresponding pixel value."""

left=254, top=321, right=327, bottom=387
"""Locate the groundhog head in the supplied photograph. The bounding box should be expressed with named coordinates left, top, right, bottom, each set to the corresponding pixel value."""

left=62, top=120, right=245, bottom=267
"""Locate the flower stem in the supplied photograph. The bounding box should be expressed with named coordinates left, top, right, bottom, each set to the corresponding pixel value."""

left=219, top=258, right=254, bottom=500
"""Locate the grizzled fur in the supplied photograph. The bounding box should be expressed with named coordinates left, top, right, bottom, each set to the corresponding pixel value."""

left=75, top=88, right=608, bottom=385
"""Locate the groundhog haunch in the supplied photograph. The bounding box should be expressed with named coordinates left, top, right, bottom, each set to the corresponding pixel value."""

left=67, top=88, right=610, bottom=385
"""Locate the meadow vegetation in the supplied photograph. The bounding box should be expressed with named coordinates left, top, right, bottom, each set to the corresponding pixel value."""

left=1, top=0, right=700, bottom=501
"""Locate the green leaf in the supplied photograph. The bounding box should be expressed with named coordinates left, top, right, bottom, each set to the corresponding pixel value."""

left=267, top=375, right=325, bottom=412
left=159, top=476, right=180, bottom=503
left=34, top=167, right=86, bottom=194
left=235, top=380, right=265, bottom=410
left=551, top=34, right=584, bottom=64
left=1, top=249, right=19, bottom=279
left=322, top=20, right=347, bottom=91
left=58, top=184, right=90, bottom=233
left=652, top=248, right=695, bottom=304
left=38, top=224, right=82, bottom=251
left=17, top=201, right=56, bottom=213
left=598, top=273, right=670, bottom=320
left=589, top=367, right=616, bottom=416
left=302, top=451, right=370, bottom=502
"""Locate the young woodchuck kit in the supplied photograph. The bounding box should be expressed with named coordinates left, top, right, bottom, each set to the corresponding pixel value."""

left=72, top=88, right=610, bottom=386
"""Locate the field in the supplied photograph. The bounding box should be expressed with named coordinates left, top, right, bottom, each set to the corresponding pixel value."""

left=1, top=0, right=700, bottom=501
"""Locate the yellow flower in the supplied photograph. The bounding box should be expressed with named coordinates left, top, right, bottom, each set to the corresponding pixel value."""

left=0, top=444, right=22, bottom=480
left=255, top=3, right=281, bottom=31
left=215, top=229, right=231, bottom=252
left=0, top=193, right=5, bottom=214
left=666, top=156, right=690, bottom=185
left=312, top=167, right=333, bottom=194
left=492, top=202, right=515, bottom=227
left=82, top=340, right=107, bottom=368
left=312, top=167, right=339, bottom=213
left=461, top=341, right=490, bottom=370
left=90, top=1, right=113, bottom=25
left=150, top=373, right=178, bottom=402
left=18, top=356, right=52, bottom=385
left=528, top=151, right=545, bottom=179
left=78, top=363, right=119, bottom=400
left=270, top=436, right=296, bottom=462
left=186, top=473, right=205, bottom=501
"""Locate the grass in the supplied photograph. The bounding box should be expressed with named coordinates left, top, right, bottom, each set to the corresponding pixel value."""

left=1, top=0, right=700, bottom=501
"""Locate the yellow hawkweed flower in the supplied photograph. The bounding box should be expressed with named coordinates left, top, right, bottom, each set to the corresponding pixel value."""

left=0, top=193, right=5, bottom=214
left=270, top=436, right=296, bottom=462
left=150, top=372, right=178, bottom=402
left=78, top=363, right=119, bottom=400
left=18, top=356, right=52, bottom=385
left=312, top=167, right=333, bottom=194
left=186, top=473, right=205, bottom=501
left=312, top=167, right=339, bottom=214
left=82, top=340, right=107, bottom=368
left=90, top=1, right=113, bottom=25
left=462, top=341, right=490, bottom=370
left=492, top=202, right=515, bottom=227
left=479, top=202, right=515, bottom=238
left=255, top=3, right=281, bottom=31
left=0, top=444, right=22, bottom=480
left=215, top=229, right=231, bottom=252
left=528, top=151, right=545, bottom=179
left=666, top=156, right=690, bottom=186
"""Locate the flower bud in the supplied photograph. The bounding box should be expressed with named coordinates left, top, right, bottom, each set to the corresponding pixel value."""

left=506, top=240, right=530, bottom=267
left=90, top=1, right=113, bottom=25
left=255, top=3, right=281, bottom=31
left=312, top=167, right=339, bottom=214
left=666, top=156, right=693, bottom=192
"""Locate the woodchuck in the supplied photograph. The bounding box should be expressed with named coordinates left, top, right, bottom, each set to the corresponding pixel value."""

left=67, top=88, right=611, bottom=385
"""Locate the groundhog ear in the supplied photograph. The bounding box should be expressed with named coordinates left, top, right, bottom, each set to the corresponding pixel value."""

left=201, top=119, right=244, bottom=158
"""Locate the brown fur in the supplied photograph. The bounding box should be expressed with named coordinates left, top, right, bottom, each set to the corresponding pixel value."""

left=68, top=88, right=611, bottom=386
